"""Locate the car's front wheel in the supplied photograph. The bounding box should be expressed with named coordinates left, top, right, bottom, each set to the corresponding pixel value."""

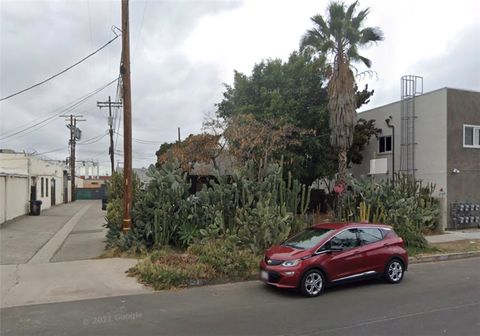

left=384, top=259, right=404, bottom=284
left=300, top=269, right=326, bottom=297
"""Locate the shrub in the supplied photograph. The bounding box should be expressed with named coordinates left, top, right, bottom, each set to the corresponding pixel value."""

left=129, top=241, right=259, bottom=290
left=188, top=239, right=259, bottom=280
left=129, top=253, right=212, bottom=290
left=107, top=156, right=312, bottom=252
left=337, top=173, right=440, bottom=248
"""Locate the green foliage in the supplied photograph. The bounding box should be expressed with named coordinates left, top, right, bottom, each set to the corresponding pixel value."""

left=337, top=174, right=440, bottom=248
left=104, top=171, right=141, bottom=249
left=216, top=51, right=378, bottom=185
left=129, top=252, right=213, bottom=290
left=106, top=155, right=312, bottom=253
left=187, top=239, right=259, bottom=280
left=234, top=197, right=293, bottom=254
left=129, top=242, right=258, bottom=290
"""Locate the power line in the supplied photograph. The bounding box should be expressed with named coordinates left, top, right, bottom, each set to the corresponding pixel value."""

left=114, top=131, right=160, bottom=144
left=78, top=131, right=109, bottom=146
left=0, top=32, right=120, bottom=102
left=34, top=146, right=69, bottom=156
left=0, top=77, right=119, bottom=143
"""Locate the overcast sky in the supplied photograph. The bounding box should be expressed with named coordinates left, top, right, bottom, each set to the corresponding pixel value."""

left=1, top=0, right=479, bottom=170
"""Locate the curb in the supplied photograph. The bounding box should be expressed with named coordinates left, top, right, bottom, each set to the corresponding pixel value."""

left=409, top=251, right=480, bottom=264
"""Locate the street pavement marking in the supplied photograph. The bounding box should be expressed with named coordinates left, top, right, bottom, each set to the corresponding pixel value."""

left=27, top=203, right=92, bottom=264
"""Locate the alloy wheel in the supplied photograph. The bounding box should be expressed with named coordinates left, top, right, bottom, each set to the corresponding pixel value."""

left=303, top=271, right=324, bottom=296
left=387, top=260, right=403, bottom=283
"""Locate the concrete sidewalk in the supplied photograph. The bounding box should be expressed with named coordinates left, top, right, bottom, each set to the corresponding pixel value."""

left=0, top=200, right=151, bottom=308
left=0, top=258, right=149, bottom=308
left=426, top=229, right=480, bottom=244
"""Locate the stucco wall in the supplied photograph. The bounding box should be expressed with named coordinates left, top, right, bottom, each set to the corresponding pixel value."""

left=0, top=175, right=29, bottom=224
left=0, top=153, right=69, bottom=222
left=446, top=89, right=480, bottom=228
left=352, top=89, right=448, bottom=195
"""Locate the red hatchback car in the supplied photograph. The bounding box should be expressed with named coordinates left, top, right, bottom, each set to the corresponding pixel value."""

left=260, top=223, right=408, bottom=297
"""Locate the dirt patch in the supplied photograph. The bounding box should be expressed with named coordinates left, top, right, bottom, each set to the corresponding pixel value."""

left=430, top=239, right=480, bottom=253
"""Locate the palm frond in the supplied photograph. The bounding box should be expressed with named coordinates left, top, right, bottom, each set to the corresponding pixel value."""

left=360, top=27, right=384, bottom=44
left=311, top=14, right=330, bottom=37
left=345, top=1, right=358, bottom=21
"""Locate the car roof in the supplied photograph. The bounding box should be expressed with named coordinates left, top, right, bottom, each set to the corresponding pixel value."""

left=312, top=222, right=392, bottom=230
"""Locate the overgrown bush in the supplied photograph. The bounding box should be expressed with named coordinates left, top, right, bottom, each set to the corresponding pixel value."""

left=188, top=239, right=259, bottom=280
left=107, top=156, right=311, bottom=252
left=337, top=173, right=440, bottom=248
left=129, top=241, right=258, bottom=290
left=104, top=171, right=141, bottom=250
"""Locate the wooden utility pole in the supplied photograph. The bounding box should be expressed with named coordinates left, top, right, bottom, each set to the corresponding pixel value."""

left=121, top=0, right=133, bottom=232
left=97, top=96, right=122, bottom=175
left=60, top=114, right=85, bottom=202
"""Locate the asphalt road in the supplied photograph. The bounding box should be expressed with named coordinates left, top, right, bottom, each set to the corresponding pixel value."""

left=1, top=257, right=479, bottom=336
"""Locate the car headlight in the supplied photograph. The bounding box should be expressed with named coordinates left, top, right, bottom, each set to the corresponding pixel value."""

left=281, top=259, right=301, bottom=267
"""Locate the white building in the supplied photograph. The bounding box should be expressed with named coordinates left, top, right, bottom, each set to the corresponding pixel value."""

left=0, top=150, right=77, bottom=224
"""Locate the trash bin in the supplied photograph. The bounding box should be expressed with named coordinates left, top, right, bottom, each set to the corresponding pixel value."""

left=101, top=197, right=108, bottom=211
left=30, top=200, right=42, bottom=216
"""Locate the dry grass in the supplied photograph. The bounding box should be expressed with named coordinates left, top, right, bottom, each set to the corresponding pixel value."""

left=430, top=239, right=480, bottom=253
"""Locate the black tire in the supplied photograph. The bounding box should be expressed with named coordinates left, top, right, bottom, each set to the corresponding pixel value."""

left=384, top=258, right=404, bottom=284
left=300, top=269, right=326, bottom=297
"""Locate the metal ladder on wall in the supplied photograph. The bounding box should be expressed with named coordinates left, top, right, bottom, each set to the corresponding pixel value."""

left=400, top=75, right=423, bottom=177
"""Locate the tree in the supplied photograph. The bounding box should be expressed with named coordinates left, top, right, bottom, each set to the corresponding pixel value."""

left=215, top=51, right=377, bottom=186
left=300, top=1, right=383, bottom=186
left=156, top=134, right=222, bottom=172
left=223, top=114, right=301, bottom=179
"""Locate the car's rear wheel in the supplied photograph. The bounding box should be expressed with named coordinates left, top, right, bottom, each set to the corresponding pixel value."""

left=300, top=269, right=325, bottom=297
left=384, top=259, right=404, bottom=284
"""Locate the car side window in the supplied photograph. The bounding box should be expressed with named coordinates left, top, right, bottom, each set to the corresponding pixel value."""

left=330, top=229, right=359, bottom=250
left=358, top=228, right=383, bottom=245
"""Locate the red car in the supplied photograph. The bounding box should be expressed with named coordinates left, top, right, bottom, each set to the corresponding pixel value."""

left=260, top=222, right=408, bottom=297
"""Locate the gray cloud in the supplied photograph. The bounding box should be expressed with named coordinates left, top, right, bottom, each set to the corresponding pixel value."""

left=364, top=25, right=480, bottom=110
left=409, top=25, right=480, bottom=93
left=0, top=0, right=241, bottom=168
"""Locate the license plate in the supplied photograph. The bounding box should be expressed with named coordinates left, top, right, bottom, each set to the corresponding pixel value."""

left=260, top=270, right=269, bottom=281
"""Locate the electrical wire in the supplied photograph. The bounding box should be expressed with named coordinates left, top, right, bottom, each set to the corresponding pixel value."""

left=34, top=146, right=69, bottom=156
left=0, top=34, right=120, bottom=102
left=0, top=77, right=119, bottom=143
left=78, top=132, right=108, bottom=146
left=114, top=131, right=162, bottom=144
left=133, top=0, right=148, bottom=61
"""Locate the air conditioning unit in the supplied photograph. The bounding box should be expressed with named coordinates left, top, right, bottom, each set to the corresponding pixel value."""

left=370, top=158, right=388, bottom=175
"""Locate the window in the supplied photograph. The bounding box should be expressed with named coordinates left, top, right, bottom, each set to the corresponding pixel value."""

left=283, top=228, right=334, bottom=250
left=41, top=178, right=44, bottom=197
left=463, top=125, right=480, bottom=148
left=358, top=228, right=383, bottom=245
left=46, top=179, right=49, bottom=197
left=330, top=229, right=359, bottom=250
left=378, top=135, right=392, bottom=153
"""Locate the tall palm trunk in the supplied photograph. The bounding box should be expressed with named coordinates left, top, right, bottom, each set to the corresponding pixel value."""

left=327, top=60, right=356, bottom=185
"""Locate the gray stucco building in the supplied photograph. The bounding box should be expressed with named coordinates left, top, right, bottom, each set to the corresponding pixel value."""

left=351, top=87, right=480, bottom=230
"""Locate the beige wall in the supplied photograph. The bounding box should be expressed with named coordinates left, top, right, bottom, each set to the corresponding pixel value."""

left=351, top=89, right=449, bottom=229
left=0, top=153, right=69, bottom=222
left=351, top=89, right=448, bottom=196
left=0, top=175, right=29, bottom=224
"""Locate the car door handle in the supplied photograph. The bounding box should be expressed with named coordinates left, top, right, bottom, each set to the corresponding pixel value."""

left=383, top=243, right=390, bottom=247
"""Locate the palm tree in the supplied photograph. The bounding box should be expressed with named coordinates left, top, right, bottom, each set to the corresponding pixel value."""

left=300, top=1, right=383, bottom=186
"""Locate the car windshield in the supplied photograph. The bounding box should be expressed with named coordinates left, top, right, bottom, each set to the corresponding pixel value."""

left=282, top=228, right=334, bottom=250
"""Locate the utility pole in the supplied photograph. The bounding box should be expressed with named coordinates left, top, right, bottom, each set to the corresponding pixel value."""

left=60, top=114, right=85, bottom=202
left=97, top=96, right=122, bottom=175
left=177, top=127, right=181, bottom=142
left=121, top=0, right=133, bottom=232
